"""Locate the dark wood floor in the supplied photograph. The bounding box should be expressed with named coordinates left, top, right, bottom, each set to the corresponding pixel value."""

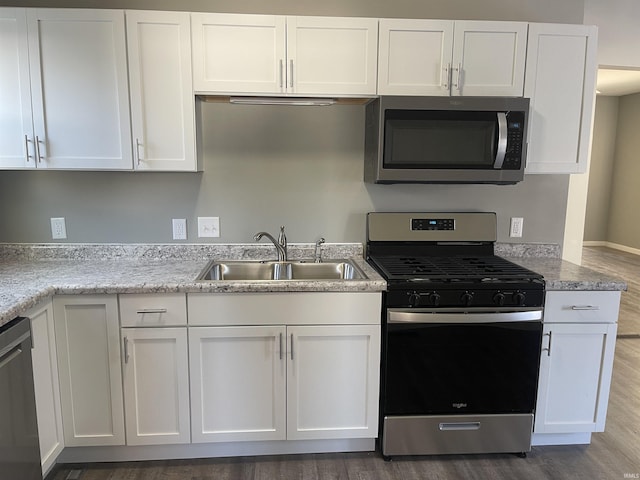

left=48, top=247, right=640, bottom=480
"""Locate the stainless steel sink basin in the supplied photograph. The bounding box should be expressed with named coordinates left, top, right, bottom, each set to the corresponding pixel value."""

left=197, top=260, right=365, bottom=281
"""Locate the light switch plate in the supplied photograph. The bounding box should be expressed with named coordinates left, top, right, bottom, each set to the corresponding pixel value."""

left=198, top=217, right=220, bottom=238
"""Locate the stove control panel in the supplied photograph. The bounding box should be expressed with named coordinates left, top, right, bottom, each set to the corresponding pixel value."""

left=398, top=288, right=542, bottom=308
left=411, top=218, right=455, bottom=231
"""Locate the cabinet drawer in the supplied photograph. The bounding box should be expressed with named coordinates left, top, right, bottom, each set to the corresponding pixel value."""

left=544, top=291, right=620, bottom=324
left=119, top=294, right=187, bottom=327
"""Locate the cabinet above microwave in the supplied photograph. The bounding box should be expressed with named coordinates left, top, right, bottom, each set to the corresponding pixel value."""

left=364, top=96, right=530, bottom=185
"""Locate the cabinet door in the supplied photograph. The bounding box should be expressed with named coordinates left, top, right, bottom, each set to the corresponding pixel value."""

left=377, top=19, right=454, bottom=96
left=126, top=11, right=197, bottom=172
left=535, top=322, right=617, bottom=434
left=121, top=327, right=190, bottom=445
left=287, top=16, right=379, bottom=95
left=451, top=21, right=527, bottom=96
left=189, top=326, right=286, bottom=443
left=28, top=299, right=63, bottom=475
left=0, top=8, right=36, bottom=169
left=191, top=13, right=286, bottom=94
left=287, top=324, right=380, bottom=440
left=524, top=23, right=598, bottom=174
left=27, top=9, right=132, bottom=170
left=53, top=295, right=125, bottom=446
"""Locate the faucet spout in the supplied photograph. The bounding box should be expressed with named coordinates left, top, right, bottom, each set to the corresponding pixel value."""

left=254, top=231, right=287, bottom=262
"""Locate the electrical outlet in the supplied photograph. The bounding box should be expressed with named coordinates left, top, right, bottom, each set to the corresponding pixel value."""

left=510, top=217, right=524, bottom=238
left=198, top=217, right=220, bottom=238
left=172, top=219, right=187, bottom=240
left=50, top=217, right=67, bottom=239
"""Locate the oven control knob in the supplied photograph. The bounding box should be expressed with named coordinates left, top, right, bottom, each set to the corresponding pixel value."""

left=514, top=292, right=526, bottom=306
left=409, top=293, right=422, bottom=307
left=493, top=293, right=506, bottom=306
left=461, top=292, right=474, bottom=306
left=429, top=292, right=441, bottom=307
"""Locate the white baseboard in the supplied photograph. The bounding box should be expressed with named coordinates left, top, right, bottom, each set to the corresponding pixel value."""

left=531, top=432, right=592, bottom=446
left=583, top=241, right=640, bottom=256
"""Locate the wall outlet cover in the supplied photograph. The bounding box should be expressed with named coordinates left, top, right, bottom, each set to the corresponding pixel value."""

left=172, top=218, right=187, bottom=240
left=198, top=217, right=220, bottom=238
left=510, top=217, right=524, bottom=238
left=51, top=217, right=67, bottom=239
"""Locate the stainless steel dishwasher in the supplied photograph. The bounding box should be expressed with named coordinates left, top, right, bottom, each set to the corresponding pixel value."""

left=0, top=317, right=42, bottom=480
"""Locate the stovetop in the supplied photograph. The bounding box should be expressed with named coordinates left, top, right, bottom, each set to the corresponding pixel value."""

left=365, top=212, right=545, bottom=308
left=368, top=254, right=543, bottom=282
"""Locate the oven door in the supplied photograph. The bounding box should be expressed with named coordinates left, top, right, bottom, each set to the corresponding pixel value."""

left=382, top=308, right=543, bottom=417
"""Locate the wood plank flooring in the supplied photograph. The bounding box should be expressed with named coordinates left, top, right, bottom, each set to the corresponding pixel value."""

left=582, top=246, right=640, bottom=337
left=47, top=247, right=640, bottom=480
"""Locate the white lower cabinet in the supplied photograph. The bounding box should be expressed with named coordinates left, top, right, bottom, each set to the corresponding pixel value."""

left=188, top=292, right=381, bottom=444
left=28, top=298, right=63, bottom=475
left=533, top=291, right=620, bottom=444
left=53, top=295, right=125, bottom=447
left=189, top=325, right=286, bottom=443
left=121, top=327, right=190, bottom=445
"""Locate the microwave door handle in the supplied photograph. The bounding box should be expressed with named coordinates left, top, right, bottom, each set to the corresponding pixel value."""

left=494, top=112, right=508, bottom=169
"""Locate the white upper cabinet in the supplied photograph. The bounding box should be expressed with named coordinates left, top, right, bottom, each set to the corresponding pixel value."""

left=27, top=9, right=132, bottom=170
left=126, top=11, right=198, bottom=172
left=286, top=16, right=378, bottom=96
left=0, top=9, right=34, bottom=169
left=378, top=19, right=527, bottom=96
left=378, top=19, right=454, bottom=96
left=524, top=24, right=598, bottom=174
left=191, top=13, right=378, bottom=96
left=191, top=13, right=286, bottom=94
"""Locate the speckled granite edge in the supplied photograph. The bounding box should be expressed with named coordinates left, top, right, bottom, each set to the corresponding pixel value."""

left=495, top=243, right=561, bottom=258
left=0, top=243, right=363, bottom=261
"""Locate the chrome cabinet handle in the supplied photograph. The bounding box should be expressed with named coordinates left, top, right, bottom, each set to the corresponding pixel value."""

left=442, top=63, right=450, bottom=90
left=542, top=331, right=552, bottom=357
left=570, top=305, right=600, bottom=311
left=279, top=333, right=283, bottom=360
left=35, top=135, right=43, bottom=162
left=453, top=62, right=462, bottom=90
left=124, top=336, right=130, bottom=364
left=24, top=135, right=33, bottom=163
left=290, top=333, right=294, bottom=360
left=279, top=59, right=284, bottom=89
left=135, top=138, right=143, bottom=165
left=136, top=308, right=167, bottom=314
left=289, top=59, right=294, bottom=88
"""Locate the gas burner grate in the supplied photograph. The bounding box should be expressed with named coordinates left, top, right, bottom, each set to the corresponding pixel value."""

left=374, top=255, right=542, bottom=281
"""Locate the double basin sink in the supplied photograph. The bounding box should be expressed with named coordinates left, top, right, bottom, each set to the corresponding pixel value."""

left=197, top=259, right=365, bottom=281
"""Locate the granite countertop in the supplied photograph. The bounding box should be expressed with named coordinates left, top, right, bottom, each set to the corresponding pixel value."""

left=0, top=243, right=386, bottom=327
left=0, top=242, right=627, bottom=328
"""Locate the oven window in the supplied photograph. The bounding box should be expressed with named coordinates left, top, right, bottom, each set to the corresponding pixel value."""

left=383, top=110, right=498, bottom=169
left=382, top=321, right=542, bottom=415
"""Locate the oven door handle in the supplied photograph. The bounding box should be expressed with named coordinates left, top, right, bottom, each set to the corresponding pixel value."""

left=388, top=309, right=543, bottom=324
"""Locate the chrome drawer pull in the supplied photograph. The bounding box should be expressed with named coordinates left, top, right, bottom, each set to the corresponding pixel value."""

left=570, top=305, right=600, bottom=311
left=136, top=308, right=168, bottom=314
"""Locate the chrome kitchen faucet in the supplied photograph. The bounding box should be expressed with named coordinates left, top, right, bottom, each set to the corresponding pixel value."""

left=254, top=226, right=287, bottom=261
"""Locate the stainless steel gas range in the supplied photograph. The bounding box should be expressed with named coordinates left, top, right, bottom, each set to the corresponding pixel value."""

left=366, top=212, right=545, bottom=458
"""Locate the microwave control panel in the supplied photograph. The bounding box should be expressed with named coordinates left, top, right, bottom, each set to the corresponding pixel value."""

left=504, top=111, right=526, bottom=169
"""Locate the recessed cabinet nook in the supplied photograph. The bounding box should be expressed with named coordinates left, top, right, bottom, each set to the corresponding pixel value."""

left=1, top=8, right=597, bottom=174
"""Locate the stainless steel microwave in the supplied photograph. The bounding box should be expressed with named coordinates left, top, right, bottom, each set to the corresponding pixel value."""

left=364, top=96, right=529, bottom=185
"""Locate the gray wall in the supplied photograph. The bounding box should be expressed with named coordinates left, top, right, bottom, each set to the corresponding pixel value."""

left=607, top=93, right=640, bottom=249
left=0, top=0, right=582, bottom=246
left=584, top=96, right=619, bottom=242
left=1, top=0, right=585, bottom=23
